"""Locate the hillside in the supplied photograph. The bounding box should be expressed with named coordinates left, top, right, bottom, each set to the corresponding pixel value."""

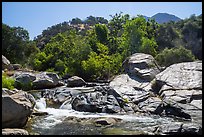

left=151, top=13, right=181, bottom=24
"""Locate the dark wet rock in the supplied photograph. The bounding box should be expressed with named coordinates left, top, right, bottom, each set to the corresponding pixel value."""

left=67, top=76, right=86, bottom=87
left=122, top=53, right=160, bottom=81
left=57, top=86, right=128, bottom=113
left=181, top=123, right=202, bottom=135
left=2, top=128, right=29, bottom=135
left=2, top=90, right=35, bottom=128
left=94, top=117, right=121, bottom=126
left=32, top=110, right=49, bottom=116
left=42, top=86, right=83, bottom=104
left=71, top=95, right=103, bottom=113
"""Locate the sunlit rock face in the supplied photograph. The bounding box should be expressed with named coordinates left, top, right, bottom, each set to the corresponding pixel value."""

left=2, top=90, right=35, bottom=128
left=122, top=53, right=161, bottom=81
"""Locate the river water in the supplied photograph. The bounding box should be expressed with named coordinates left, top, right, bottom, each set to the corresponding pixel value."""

left=25, top=95, right=176, bottom=135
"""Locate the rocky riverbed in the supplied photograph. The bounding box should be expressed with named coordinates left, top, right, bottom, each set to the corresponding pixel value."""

left=2, top=53, right=202, bottom=135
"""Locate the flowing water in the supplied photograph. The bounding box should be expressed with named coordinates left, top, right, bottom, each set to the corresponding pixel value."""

left=25, top=95, right=176, bottom=135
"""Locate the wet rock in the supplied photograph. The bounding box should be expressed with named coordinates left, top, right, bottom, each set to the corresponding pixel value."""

left=64, top=86, right=127, bottom=113
left=2, top=128, right=29, bottom=135
left=2, top=88, right=18, bottom=95
left=94, top=117, right=121, bottom=126
left=32, top=110, right=49, bottom=116
left=158, top=122, right=183, bottom=135
left=59, top=98, right=72, bottom=109
left=122, top=53, right=160, bottom=81
left=67, top=76, right=86, bottom=87
left=42, top=87, right=80, bottom=104
left=181, top=123, right=202, bottom=135
left=71, top=95, right=103, bottom=113
left=2, top=90, right=35, bottom=128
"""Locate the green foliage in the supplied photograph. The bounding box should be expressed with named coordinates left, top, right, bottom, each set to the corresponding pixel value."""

left=155, top=24, right=182, bottom=51
left=155, top=46, right=196, bottom=67
left=2, top=73, right=15, bottom=90
left=95, top=24, right=108, bottom=44
left=120, top=16, right=158, bottom=59
left=3, top=13, right=202, bottom=82
left=2, top=23, right=38, bottom=64
left=139, top=37, right=158, bottom=57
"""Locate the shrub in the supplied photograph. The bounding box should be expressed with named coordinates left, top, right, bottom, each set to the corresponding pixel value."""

left=2, top=73, right=15, bottom=90
left=155, top=46, right=196, bottom=67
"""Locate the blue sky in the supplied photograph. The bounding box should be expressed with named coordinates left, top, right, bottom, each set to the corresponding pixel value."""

left=2, top=2, right=202, bottom=40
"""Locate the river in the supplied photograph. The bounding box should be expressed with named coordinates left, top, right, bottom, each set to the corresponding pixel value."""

left=25, top=87, right=177, bottom=135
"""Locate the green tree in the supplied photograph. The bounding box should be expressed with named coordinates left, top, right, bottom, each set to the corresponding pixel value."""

left=95, top=24, right=108, bottom=44
left=155, top=46, right=196, bottom=67
left=70, top=17, right=83, bottom=25
left=2, top=23, right=34, bottom=64
left=120, top=16, right=158, bottom=59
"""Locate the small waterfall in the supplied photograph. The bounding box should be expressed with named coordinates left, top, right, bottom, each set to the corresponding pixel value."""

left=35, top=98, right=46, bottom=110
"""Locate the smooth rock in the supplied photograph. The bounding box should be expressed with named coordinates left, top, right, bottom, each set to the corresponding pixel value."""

left=2, top=91, right=35, bottom=128
left=2, top=128, right=29, bottom=135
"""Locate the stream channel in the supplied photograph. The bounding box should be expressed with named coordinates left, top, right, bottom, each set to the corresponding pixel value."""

left=24, top=84, right=179, bottom=135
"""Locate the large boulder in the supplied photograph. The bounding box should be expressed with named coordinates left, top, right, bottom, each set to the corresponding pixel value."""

left=122, top=53, right=161, bottom=81
left=2, top=55, right=13, bottom=70
left=109, top=74, right=153, bottom=113
left=13, top=71, right=64, bottom=90
left=2, top=90, right=36, bottom=128
left=155, top=61, right=202, bottom=90
left=14, top=72, right=36, bottom=90
left=67, top=76, right=86, bottom=87
left=153, top=61, right=202, bottom=123
left=33, top=72, right=63, bottom=89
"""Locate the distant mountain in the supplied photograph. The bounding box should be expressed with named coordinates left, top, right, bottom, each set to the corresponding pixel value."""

left=142, top=15, right=150, bottom=21
left=151, top=13, right=181, bottom=24
left=142, top=13, right=181, bottom=24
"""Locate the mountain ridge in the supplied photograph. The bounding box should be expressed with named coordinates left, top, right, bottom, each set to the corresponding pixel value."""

left=143, top=13, right=181, bottom=24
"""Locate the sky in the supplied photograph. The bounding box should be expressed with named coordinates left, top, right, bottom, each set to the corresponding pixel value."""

left=2, top=2, right=202, bottom=40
